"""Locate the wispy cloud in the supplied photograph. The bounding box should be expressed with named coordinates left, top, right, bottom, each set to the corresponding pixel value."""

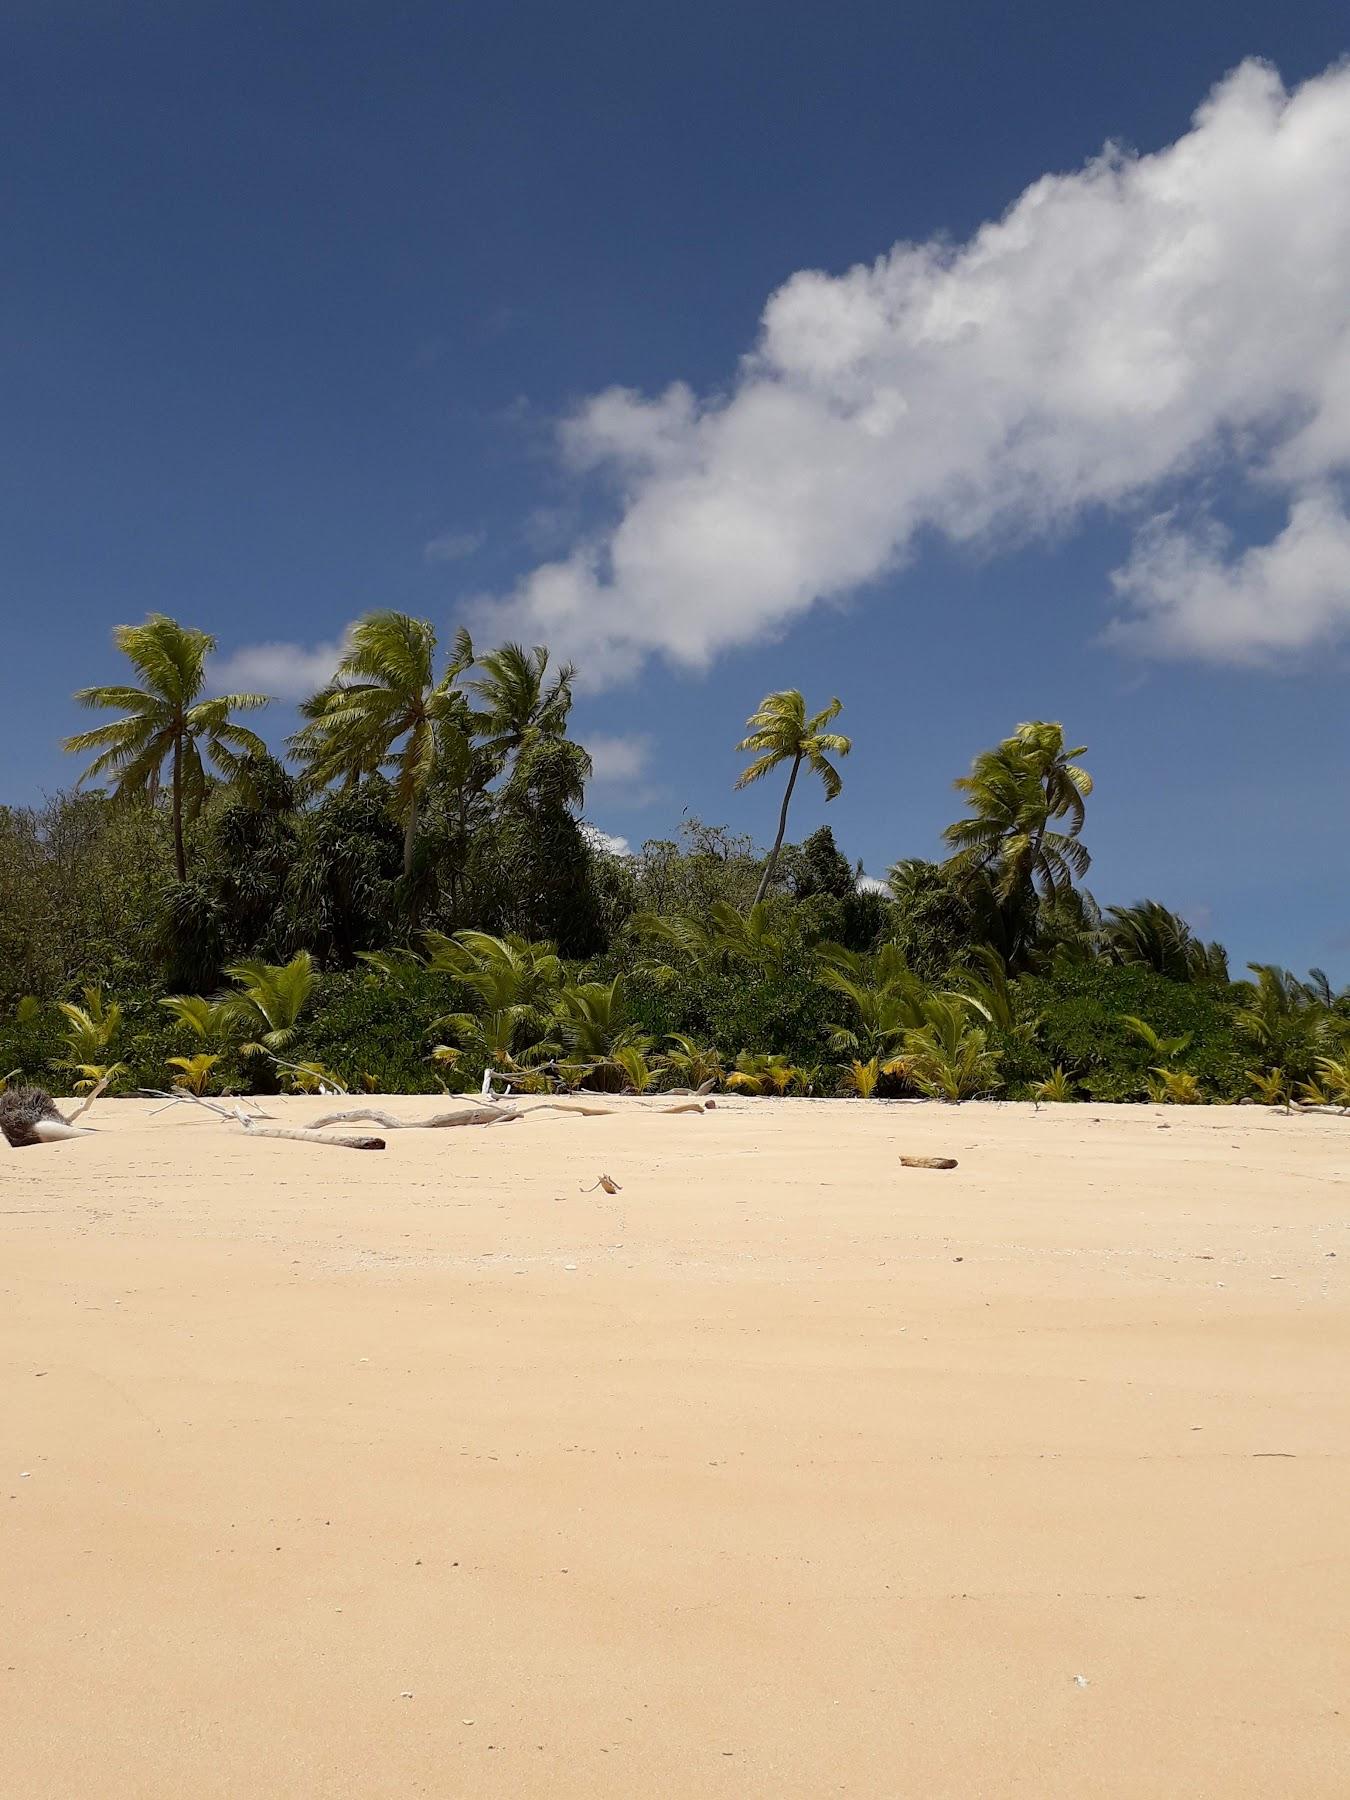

left=424, top=528, right=485, bottom=564
left=469, top=60, right=1350, bottom=681
left=587, top=733, right=651, bottom=784
left=210, top=631, right=352, bottom=701
left=583, top=732, right=661, bottom=808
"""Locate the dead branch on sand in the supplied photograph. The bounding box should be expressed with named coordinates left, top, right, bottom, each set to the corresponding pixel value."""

left=310, top=1105, right=520, bottom=1130
left=237, top=1119, right=385, bottom=1150
left=899, top=1155, right=959, bottom=1170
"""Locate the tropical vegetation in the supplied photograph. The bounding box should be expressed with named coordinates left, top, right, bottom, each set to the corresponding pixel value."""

left=2, top=610, right=1347, bottom=1106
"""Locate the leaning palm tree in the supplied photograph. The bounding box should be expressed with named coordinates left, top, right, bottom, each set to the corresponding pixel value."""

left=63, top=614, right=269, bottom=879
left=942, top=721, right=1092, bottom=905
left=465, top=640, right=577, bottom=769
left=735, top=690, right=851, bottom=905
left=292, top=613, right=473, bottom=877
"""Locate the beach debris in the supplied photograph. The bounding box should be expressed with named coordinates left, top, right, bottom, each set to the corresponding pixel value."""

left=900, top=1155, right=958, bottom=1170
left=240, top=1122, right=386, bottom=1149
left=582, top=1174, right=622, bottom=1194
left=140, top=1089, right=276, bottom=1120
left=519, top=1097, right=713, bottom=1117
left=0, top=1068, right=115, bottom=1147
left=311, top=1104, right=520, bottom=1130
left=141, top=1089, right=383, bottom=1147
left=1073, top=1674, right=1089, bottom=1689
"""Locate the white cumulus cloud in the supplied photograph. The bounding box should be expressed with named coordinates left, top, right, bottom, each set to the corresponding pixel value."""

left=1108, top=489, right=1350, bottom=660
left=210, top=632, right=352, bottom=701
left=581, top=824, right=631, bottom=858
left=470, top=59, right=1350, bottom=680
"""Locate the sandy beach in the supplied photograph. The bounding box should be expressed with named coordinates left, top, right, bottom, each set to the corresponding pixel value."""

left=2, top=1096, right=1347, bottom=1797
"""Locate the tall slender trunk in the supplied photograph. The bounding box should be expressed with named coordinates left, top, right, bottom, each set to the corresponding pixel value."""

left=171, top=731, right=186, bottom=882
left=402, top=791, right=418, bottom=880
left=753, top=752, right=802, bottom=906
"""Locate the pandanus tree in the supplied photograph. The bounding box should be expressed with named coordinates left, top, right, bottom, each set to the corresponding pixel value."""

left=735, top=690, right=851, bottom=905
left=942, top=721, right=1093, bottom=905
left=292, top=613, right=473, bottom=877
left=63, top=614, right=269, bottom=881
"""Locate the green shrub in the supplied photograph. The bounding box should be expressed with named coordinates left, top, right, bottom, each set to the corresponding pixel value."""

left=1021, top=965, right=1246, bottom=1101
left=290, top=968, right=466, bottom=1094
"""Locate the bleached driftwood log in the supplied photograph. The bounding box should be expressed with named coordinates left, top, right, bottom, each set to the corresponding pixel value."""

left=310, top=1104, right=520, bottom=1130
left=238, top=1120, right=386, bottom=1150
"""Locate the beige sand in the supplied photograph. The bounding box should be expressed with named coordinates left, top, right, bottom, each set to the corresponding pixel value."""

left=2, top=1096, right=1348, bottom=1798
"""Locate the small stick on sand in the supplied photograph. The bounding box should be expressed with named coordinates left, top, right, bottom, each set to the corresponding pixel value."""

left=900, top=1155, right=959, bottom=1170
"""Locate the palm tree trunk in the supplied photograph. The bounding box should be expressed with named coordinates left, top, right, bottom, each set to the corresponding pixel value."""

left=171, top=732, right=186, bottom=882
left=402, top=792, right=418, bottom=880
left=753, top=752, right=802, bottom=906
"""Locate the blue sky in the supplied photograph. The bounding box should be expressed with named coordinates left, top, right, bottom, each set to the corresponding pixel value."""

left=3, top=0, right=1347, bottom=977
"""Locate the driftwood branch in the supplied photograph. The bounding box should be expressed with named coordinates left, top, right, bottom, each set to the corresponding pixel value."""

left=139, top=1089, right=278, bottom=1121
left=310, top=1104, right=520, bottom=1130
left=515, top=1098, right=713, bottom=1119
left=238, top=1119, right=385, bottom=1150
left=265, top=1052, right=349, bottom=1094
left=61, top=1067, right=116, bottom=1127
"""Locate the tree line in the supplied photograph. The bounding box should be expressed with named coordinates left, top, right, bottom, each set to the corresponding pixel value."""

left=1, top=609, right=1347, bottom=1106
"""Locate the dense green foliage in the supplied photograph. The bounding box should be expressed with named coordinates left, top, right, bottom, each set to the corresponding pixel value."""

left=3, top=610, right=1347, bottom=1106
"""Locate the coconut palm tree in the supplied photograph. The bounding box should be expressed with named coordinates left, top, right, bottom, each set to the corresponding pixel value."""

left=734, top=690, right=851, bottom=905
left=222, top=951, right=318, bottom=1054
left=159, top=993, right=239, bottom=1045
left=465, top=640, right=576, bottom=770
left=942, top=721, right=1092, bottom=905
left=423, top=929, right=563, bottom=1013
left=292, top=613, right=473, bottom=877
left=554, top=975, right=653, bottom=1071
left=63, top=614, right=269, bottom=880
left=1102, top=900, right=1228, bottom=983
left=815, top=942, right=931, bottom=1062
left=422, top=929, right=565, bottom=1077
left=634, top=900, right=789, bottom=979
left=900, top=996, right=1003, bottom=1102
